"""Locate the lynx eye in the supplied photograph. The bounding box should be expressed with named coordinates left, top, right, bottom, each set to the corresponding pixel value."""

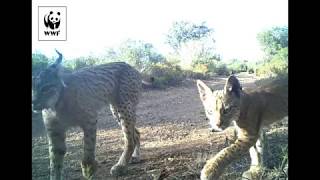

left=223, top=109, right=229, bottom=114
left=223, top=106, right=233, bottom=114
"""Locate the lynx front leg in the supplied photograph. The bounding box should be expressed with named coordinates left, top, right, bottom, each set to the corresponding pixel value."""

left=81, top=124, right=98, bottom=180
left=110, top=109, right=136, bottom=176
left=46, top=128, right=66, bottom=180
left=200, top=129, right=257, bottom=180
left=242, top=130, right=266, bottom=180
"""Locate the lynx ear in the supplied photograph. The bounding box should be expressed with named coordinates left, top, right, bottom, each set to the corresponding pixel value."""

left=224, top=75, right=242, bottom=98
left=197, top=80, right=213, bottom=102
left=54, top=49, right=63, bottom=65
left=49, top=49, right=63, bottom=69
left=49, top=49, right=67, bottom=87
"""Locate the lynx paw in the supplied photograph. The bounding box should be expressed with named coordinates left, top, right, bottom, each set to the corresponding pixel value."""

left=200, top=167, right=215, bottom=180
left=81, top=160, right=97, bottom=180
left=110, top=164, right=128, bottom=176
left=241, top=166, right=263, bottom=180
left=130, top=156, right=141, bottom=163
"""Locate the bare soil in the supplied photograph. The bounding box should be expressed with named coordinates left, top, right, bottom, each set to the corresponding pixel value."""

left=32, top=73, right=288, bottom=180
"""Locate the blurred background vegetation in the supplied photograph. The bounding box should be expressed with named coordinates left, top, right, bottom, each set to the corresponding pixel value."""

left=32, top=22, right=288, bottom=88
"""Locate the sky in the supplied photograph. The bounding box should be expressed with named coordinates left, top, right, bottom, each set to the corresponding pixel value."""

left=32, top=0, right=288, bottom=62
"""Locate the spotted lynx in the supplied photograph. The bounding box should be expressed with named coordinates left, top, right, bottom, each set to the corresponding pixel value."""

left=197, top=75, right=288, bottom=180
left=32, top=50, right=142, bottom=180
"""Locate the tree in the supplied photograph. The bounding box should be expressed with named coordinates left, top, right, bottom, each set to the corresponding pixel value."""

left=257, top=26, right=288, bottom=58
left=256, top=26, right=288, bottom=77
left=165, top=21, right=219, bottom=70
left=166, top=21, right=214, bottom=52
left=32, top=52, right=49, bottom=76
left=117, top=39, right=165, bottom=71
left=103, top=48, right=119, bottom=62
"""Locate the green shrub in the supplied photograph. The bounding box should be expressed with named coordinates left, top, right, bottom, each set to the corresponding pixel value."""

left=192, top=63, right=209, bottom=74
left=32, top=53, right=49, bottom=76
left=215, top=63, right=229, bottom=75
left=256, top=47, right=288, bottom=77
left=226, top=60, right=248, bottom=74
left=182, top=70, right=210, bottom=79
left=248, top=68, right=255, bottom=74
left=143, top=62, right=184, bottom=88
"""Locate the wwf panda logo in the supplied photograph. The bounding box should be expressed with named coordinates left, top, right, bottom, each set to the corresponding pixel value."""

left=44, top=11, right=61, bottom=30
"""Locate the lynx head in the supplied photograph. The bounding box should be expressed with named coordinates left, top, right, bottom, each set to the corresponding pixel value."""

left=32, top=49, right=66, bottom=111
left=197, top=75, right=242, bottom=132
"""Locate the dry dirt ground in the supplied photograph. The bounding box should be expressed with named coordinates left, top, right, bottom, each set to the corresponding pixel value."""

left=32, top=73, right=288, bottom=180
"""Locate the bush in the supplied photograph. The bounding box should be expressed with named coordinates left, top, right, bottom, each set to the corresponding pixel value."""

left=182, top=70, right=210, bottom=80
left=256, top=47, right=288, bottom=77
left=64, top=56, right=102, bottom=70
left=32, top=53, right=49, bottom=76
left=117, top=39, right=165, bottom=72
left=256, top=58, right=287, bottom=77
left=226, top=59, right=249, bottom=74
left=255, top=72, right=288, bottom=90
left=248, top=68, right=255, bottom=74
left=143, top=62, right=184, bottom=88
left=192, top=63, right=209, bottom=74
left=215, top=63, right=229, bottom=75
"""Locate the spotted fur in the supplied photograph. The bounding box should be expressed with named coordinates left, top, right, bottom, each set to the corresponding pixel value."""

left=197, top=75, right=288, bottom=180
left=32, top=50, right=142, bottom=180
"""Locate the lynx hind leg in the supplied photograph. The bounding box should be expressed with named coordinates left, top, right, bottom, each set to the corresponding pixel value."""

left=81, top=124, right=98, bottom=180
left=242, top=130, right=266, bottom=180
left=131, top=127, right=141, bottom=163
left=110, top=104, right=140, bottom=163
left=110, top=105, right=136, bottom=176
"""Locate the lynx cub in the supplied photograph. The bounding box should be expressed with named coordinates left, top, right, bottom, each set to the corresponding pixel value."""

left=197, top=75, right=288, bottom=180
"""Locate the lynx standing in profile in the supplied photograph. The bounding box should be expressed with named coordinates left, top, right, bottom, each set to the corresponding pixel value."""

left=32, top=50, right=142, bottom=180
left=197, top=75, right=288, bottom=180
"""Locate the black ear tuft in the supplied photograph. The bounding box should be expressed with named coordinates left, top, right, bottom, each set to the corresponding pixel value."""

left=54, top=49, right=63, bottom=64
left=225, top=75, right=242, bottom=98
